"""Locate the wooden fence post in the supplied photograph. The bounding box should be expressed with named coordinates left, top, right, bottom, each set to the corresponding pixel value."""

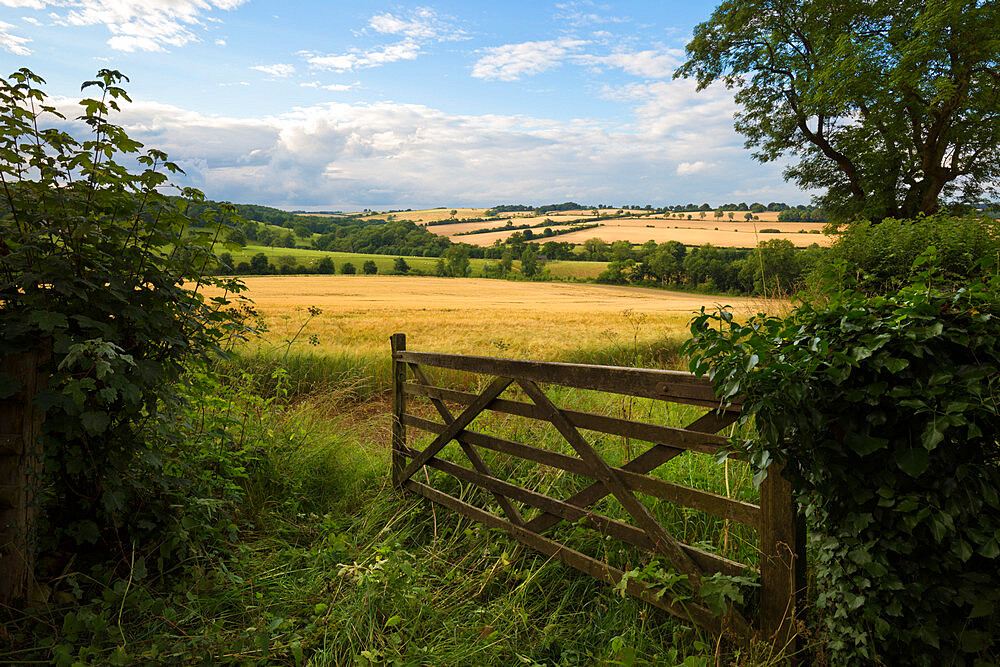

left=758, top=461, right=807, bottom=657
left=0, top=347, right=48, bottom=604
left=390, top=333, right=407, bottom=489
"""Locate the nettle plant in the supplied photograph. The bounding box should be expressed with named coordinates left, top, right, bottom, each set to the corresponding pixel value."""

left=683, top=251, right=1000, bottom=664
left=0, top=69, right=247, bottom=557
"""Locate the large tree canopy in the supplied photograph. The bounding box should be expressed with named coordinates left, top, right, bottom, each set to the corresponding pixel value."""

left=676, top=0, right=1000, bottom=222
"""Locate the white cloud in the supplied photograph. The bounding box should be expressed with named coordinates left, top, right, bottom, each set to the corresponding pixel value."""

left=4, top=0, right=248, bottom=52
left=0, top=20, right=31, bottom=55
left=55, top=87, right=801, bottom=209
left=307, top=39, right=422, bottom=72
left=580, top=48, right=683, bottom=79
left=214, top=37, right=226, bottom=46
left=251, top=63, right=296, bottom=78
left=553, top=1, right=629, bottom=26
left=301, top=81, right=358, bottom=91
left=676, top=161, right=714, bottom=176
left=368, top=7, right=465, bottom=42
left=22, top=16, right=42, bottom=25
left=472, top=39, right=589, bottom=82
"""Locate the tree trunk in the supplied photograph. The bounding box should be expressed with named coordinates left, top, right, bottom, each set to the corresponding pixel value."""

left=0, top=346, right=49, bottom=604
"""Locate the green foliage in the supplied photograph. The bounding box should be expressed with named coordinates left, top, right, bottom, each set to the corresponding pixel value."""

left=684, top=251, right=1000, bottom=663
left=340, top=262, right=356, bottom=275
left=392, top=256, right=409, bottom=274
left=677, top=0, right=1000, bottom=221
left=0, top=68, right=246, bottom=557
left=362, top=259, right=378, bottom=275
left=820, top=215, right=1000, bottom=294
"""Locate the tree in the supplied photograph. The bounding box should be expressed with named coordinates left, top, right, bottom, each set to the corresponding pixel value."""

left=317, top=256, right=335, bottom=274
left=677, top=0, right=1000, bottom=222
left=341, top=262, right=356, bottom=274
left=443, top=245, right=471, bottom=277
left=520, top=247, right=539, bottom=278
left=393, top=257, right=410, bottom=274
left=362, top=260, right=378, bottom=274
left=250, top=252, right=270, bottom=274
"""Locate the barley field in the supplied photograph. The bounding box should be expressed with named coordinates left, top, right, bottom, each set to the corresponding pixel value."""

left=223, top=275, right=769, bottom=360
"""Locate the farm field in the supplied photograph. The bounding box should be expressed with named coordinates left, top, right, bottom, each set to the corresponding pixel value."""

left=226, top=275, right=770, bottom=360
left=549, top=221, right=831, bottom=248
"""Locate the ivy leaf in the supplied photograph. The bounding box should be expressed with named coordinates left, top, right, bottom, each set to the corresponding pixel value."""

left=895, top=448, right=929, bottom=478
left=921, top=426, right=944, bottom=451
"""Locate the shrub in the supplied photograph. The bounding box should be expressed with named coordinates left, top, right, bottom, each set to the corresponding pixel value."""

left=684, top=251, right=1000, bottom=664
left=0, top=69, right=248, bottom=563
left=821, top=215, right=1000, bottom=294
left=341, top=262, right=356, bottom=274
left=393, top=257, right=409, bottom=274
left=362, top=260, right=378, bottom=274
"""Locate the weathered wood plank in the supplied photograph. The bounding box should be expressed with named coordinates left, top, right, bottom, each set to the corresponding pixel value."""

left=390, top=334, right=407, bottom=488
left=404, top=479, right=726, bottom=634
left=396, top=351, right=739, bottom=410
left=758, top=463, right=807, bottom=653
left=403, top=382, right=728, bottom=454
left=397, top=444, right=751, bottom=578
left=516, top=378, right=709, bottom=589
left=398, top=376, right=513, bottom=484
left=407, top=362, right=524, bottom=526
left=404, top=414, right=761, bottom=528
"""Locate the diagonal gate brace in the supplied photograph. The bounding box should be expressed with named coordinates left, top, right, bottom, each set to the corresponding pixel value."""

left=408, top=363, right=525, bottom=526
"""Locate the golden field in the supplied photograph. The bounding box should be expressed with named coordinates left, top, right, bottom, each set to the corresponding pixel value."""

left=221, top=275, right=771, bottom=360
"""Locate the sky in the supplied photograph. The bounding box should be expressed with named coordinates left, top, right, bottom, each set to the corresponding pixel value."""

left=0, top=1, right=811, bottom=211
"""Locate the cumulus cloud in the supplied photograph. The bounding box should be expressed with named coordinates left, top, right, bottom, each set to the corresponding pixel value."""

left=306, top=40, right=422, bottom=72
left=54, top=88, right=798, bottom=209
left=0, top=20, right=31, bottom=55
left=2, top=0, right=247, bottom=52
left=251, top=63, right=296, bottom=78
left=472, top=38, right=588, bottom=82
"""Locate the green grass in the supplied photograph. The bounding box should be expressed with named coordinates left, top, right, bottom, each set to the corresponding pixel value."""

left=2, top=346, right=797, bottom=666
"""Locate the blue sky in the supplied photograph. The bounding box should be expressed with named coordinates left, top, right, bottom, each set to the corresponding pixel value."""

left=0, top=1, right=810, bottom=210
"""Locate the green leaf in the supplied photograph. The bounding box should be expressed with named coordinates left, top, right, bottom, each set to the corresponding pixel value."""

left=29, top=310, right=68, bottom=332
left=921, top=426, right=944, bottom=451
left=80, top=410, right=110, bottom=434
left=895, top=448, right=929, bottom=477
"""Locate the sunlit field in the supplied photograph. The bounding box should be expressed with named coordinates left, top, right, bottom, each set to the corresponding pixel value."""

left=223, top=275, right=770, bottom=360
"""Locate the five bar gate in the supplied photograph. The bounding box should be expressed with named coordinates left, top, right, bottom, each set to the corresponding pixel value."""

left=389, top=334, right=805, bottom=646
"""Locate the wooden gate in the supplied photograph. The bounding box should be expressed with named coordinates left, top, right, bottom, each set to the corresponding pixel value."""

left=389, top=334, right=804, bottom=646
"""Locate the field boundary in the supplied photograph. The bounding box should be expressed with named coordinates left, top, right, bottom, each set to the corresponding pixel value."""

left=389, top=333, right=805, bottom=647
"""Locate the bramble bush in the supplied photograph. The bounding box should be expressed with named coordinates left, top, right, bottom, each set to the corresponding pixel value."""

left=0, top=68, right=251, bottom=572
left=684, top=249, right=1000, bottom=664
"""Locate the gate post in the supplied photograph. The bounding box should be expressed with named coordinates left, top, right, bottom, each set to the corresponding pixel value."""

left=758, top=462, right=807, bottom=656
left=390, top=333, right=407, bottom=489
left=0, top=347, right=48, bottom=604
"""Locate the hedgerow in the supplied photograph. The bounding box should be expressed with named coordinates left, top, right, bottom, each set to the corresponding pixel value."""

left=684, top=250, right=1000, bottom=664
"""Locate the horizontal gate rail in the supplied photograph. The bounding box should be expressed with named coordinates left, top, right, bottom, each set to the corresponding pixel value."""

left=396, top=350, right=741, bottom=410
left=389, top=333, right=804, bottom=649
